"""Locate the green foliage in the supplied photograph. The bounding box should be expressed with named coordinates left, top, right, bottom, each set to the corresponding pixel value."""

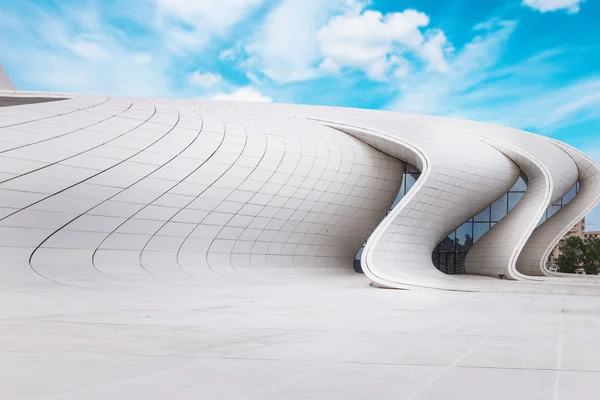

left=557, top=236, right=585, bottom=274
left=583, top=236, right=600, bottom=275
left=547, top=251, right=557, bottom=271
left=556, top=236, right=600, bottom=275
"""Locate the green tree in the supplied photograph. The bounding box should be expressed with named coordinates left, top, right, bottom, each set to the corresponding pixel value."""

left=557, top=236, right=586, bottom=274
left=583, top=236, right=600, bottom=275
left=547, top=251, right=557, bottom=271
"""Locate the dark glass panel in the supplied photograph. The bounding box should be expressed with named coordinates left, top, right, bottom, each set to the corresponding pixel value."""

left=491, top=194, right=508, bottom=221
left=391, top=176, right=406, bottom=209
left=508, top=192, right=525, bottom=211
left=547, top=205, right=561, bottom=219
left=456, top=253, right=468, bottom=273
left=432, top=169, right=533, bottom=276
left=439, top=231, right=456, bottom=252
left=562, top=184, right=577, bottom=206
left=474, top=206, right=491, bottom=222
left=446, top=252, right=456, bottom=274
left=511, top=175, right=528, bottom=192
left=354, top=246, right=364, bottom=260
left=473, top=222, right=490, bottom=242
left=456, top=222, right=473, bottom=252
left=353, top=258, right=362, bottom=273
left=537, top=215, right=546, bottom=227
left=437, top=252, right=448, bottom=273
left=405, top=173, right=419, bottom=194
left=405, top=163, right=420, bottom=173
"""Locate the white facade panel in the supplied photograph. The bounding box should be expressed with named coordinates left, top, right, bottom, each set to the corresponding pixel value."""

left=1, top=90, right=600, bottom=292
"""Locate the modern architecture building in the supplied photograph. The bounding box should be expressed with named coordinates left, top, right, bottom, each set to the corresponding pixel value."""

left=1, top=69, right=600, bottom=293
left=6, top=64, right=600, bottom=399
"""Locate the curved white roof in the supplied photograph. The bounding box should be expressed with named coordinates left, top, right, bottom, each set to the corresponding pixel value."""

left=1, top=90, right=600, bottom=294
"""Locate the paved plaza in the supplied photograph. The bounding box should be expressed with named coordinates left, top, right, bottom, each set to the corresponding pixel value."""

left=3, top=272, right=600, bottom=399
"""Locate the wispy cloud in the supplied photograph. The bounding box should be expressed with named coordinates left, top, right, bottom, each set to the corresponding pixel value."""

left=154, top=0, right=264, bottom=52
left=242, top=0, right=355, bottom=83
left=522, top=0, right=584, bottom=14
left=187, top=71, right=223, bottom=89
left=240, top=0, right=453, bottom=84
left=0, top=1, right=170, bottom=96
left=0, top=0, right=266, bottom=97
left=211, top=87, right=273, bottom=102
left=387, top=19, right=600, bottom=135
left=0, top=0, right=598, bottom=134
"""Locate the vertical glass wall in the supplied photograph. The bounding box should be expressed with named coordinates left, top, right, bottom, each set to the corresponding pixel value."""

left=353, top=163, right=580, bottom=275
left=353, top=162, right=421, bottom=272
left=537, top=181, right=580, bottom=225
left=432, top=176, right=580, bottom=274
left=432, top=175, right=527, bottom=274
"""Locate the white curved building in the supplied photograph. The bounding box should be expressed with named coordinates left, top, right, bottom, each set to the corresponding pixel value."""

left=1, top=85, right=600, bottom=293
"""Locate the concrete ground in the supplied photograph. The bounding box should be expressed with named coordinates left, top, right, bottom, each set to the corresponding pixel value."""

left=2, top=272, right=600, bottom=399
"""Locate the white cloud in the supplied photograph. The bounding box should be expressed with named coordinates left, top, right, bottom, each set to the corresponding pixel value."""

left=389, top=19, right=517, bottom=116
left=317, top=9, right=433, bottom=80
left=419, top=31, right=450, bottom=72
left=154, top=0, right=265, bottom=51
left=522, top=0, right=584, bottom=13
left=219, top=48, right=237, bottom=61
left=0, top=2, right=172, bottom=96
left=211, top=87, right=273, bottom=102
left=244, top=1, right=450, bottom=83
left=387, top=19, right=600, bottom=135
left=187, top=71, right=223, bottom=88
left=244, top=0, right=359, bottom=83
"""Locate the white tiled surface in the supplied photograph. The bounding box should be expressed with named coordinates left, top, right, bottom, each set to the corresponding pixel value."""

left=519, top=141, right=600, bottom=282
left=303, top=108, right=598, bottom=289
left=1, top=91, right=600, bottom=293
left=0, top=92, right=404, bottom=285
left=2, top=91, right=600, bottom=398
left=2, top=274, right=600, bottom=399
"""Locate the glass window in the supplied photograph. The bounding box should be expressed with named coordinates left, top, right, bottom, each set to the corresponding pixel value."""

left=405, top=163, right=420, bottom=174
left=405, top=173, right=419, bottom=194
left=455, top=253, right=468, bottom=274
left=491, top=194, right=508, bottom=221
left=445, top=252, right=456, bottom=274
left=508, top=192, right=525, bottom=211
left=439, top=231, right=456, bottom=252
left=456, top=222, right=473, bottom=251
left=431, top=169, right=531, bottom=276
left=511, top=175, right=528, bottom=192
left=547, top=205, right=561, bottom=219
left=391, top=177, right=406, bottom=209
left=474, top=206, right=491, bottom=222
left=437, top=252, right=447, bottom=273
left=562, top=184, right=577, bottom=206
left=537, top=215, right=546, bottom=227
left=354, top=246, right=364, bottom=260
left=473, top=222, right=490, bottom=242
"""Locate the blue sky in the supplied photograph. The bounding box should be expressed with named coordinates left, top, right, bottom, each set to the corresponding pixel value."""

left=1, top=0, right=599, bottom=229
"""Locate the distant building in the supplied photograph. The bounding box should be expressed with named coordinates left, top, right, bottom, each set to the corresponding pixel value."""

left=585, top=230, right=600, bottom=240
